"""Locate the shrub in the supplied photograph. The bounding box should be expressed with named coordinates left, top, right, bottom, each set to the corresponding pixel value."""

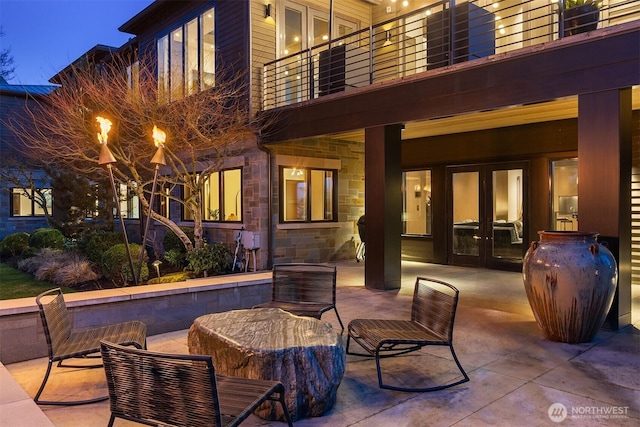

left=85, top=232, right=124, bottom=264
left=0, top=232, right=30, bottom=257
left=101, top=243, right=148, bottom=286
left=187, top=242, right=231, bottom=277
left=163, top=227, right=194, bottom=253
left=163, top=248, right=187, bottom=269
left=28, top=228, right=65, bottom=250
left=17, top=248, right=67, bottom=275
left=54, top=259, right=99, bottom=288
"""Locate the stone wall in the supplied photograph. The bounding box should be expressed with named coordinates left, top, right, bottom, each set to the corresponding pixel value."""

left=0, top=273, right=271, bottom=364
left=267, top=138, right=365, bottom=264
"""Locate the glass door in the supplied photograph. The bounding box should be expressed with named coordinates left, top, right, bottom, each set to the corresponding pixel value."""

left=449, top=162, right=526, bottom=270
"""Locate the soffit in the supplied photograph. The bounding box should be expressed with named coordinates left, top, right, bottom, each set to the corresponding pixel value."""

left=327, top=86, right=640, bottom=143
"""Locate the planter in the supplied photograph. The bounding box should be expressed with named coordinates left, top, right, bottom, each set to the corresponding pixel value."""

left=564, top=4, right=600, bottom=36
left=522, top=231, right=617, bottom=343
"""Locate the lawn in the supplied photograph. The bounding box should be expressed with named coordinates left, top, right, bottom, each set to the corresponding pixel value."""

left=0, top=263, right=75, bottom=300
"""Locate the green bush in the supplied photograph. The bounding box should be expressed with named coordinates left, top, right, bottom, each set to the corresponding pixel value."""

left=0, top=232, right=30, bottom=257
left=101, top=243, right=148, bottom=286
left=187, top=242, right=231, bottom=277
left=163, top=248, right=187, bottom=269
left=28, top=228, right=65, bottom=250
left=163, top=227, right=194, bottom=253
left=86, top=232, right=124, bottom=264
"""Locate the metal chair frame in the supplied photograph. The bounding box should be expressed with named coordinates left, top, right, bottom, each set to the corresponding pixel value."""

left=100, top=341, right=294, bottom=427
left=346, top=277, right=469, bottom=392
left=34, top=288, right=146, bottom=405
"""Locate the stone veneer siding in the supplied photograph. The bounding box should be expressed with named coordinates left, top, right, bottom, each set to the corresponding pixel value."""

left=268, top=138, right=364, bottom=264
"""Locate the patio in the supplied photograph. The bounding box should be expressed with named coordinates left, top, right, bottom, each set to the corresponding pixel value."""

left=3, top=261, right=640, bottom=426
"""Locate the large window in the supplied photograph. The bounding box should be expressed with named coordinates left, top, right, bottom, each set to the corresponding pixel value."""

left=280, top=167, right=336, bottom=222
left=158, top=7, right=215, bottom=101
left=402, top=170, right=432, bottom=235
left=11, top=188, right=52, bottom=217
left=183, top=168, right=242, bottom=222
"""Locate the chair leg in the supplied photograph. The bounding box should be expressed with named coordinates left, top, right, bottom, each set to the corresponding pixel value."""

left=334, top=308, right=344, bottom=332
left=376, top=345, right=470, bottom=392
left=34, top=358, right=109, bottom=406
left=277, top=391, right=294, bottom=427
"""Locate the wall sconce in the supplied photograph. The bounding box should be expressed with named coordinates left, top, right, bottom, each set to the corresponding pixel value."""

left=265, top=4, right=272, bottom=18
left=383, top=30, right=392, bottom=46
left=414, top=184, right=422, bottom=198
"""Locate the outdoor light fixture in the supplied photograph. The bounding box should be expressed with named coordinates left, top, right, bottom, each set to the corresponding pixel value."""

left=152, top=260, right=162, bottom=278
left=265, top=4, right=272, bottom=18
left=383, top=30, right=392, bottom=46
left=96, top=116, right=137, bottom=285
left=138, top=125, right=168, bottom=282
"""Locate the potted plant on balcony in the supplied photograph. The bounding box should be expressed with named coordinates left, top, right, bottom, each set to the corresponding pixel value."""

left=564, top=0, right=602, bottom=36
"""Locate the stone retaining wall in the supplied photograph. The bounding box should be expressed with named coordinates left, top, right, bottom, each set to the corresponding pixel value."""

left=0, top=272, right=272, bottom=364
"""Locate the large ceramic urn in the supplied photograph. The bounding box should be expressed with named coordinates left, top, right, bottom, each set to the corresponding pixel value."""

left=522, top=231, right=618, bottom=343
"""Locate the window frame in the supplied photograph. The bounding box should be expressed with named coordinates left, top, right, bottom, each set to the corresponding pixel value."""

left=279, top=165, right=338, bottom=223
left=181, top=167, right=243, bottom=223
left=10, top=187, right=52, bottom=217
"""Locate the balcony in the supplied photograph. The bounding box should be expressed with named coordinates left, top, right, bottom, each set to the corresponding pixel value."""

left=263, top=0, right=640, bottom=111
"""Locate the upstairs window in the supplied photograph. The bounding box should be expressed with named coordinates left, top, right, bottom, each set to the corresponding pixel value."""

left=158, top=7, right=215, bottom=102
left=117, top=183, right=140, bottom=220
left=280, top=167, right=336, bottom=222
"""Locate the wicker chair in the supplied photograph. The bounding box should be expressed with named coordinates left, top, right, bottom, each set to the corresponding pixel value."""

left=100, top=341, right=294, bottom=427
left=34, top=288, right=147, bottom=405
left=346, top=277, right=469, bottom=392
left=253, top=263, right=344, bottom=331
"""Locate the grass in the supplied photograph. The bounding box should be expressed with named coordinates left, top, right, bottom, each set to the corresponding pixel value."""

left=0, top=263, right=75, bottom=300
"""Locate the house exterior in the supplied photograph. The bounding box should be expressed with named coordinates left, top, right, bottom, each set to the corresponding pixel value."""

left=20, top=0, right=639, bottom=330
left=0, top=80, right=56, bottom=239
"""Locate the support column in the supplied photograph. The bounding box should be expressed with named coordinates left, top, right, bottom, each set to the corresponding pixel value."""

left=578, top=88, right=632, bottom=330
left=364, top=124, right=402, bottom=290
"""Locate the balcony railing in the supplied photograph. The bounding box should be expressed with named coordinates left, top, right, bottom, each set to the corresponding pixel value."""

left=262, top=0, right=639, bottom=111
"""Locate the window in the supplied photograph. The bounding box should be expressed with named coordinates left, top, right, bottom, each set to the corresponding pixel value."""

left=11, top=188, right=52, bottom=217
left=281, top=167, right=336, bottom=222
left=402, top=170, right=432, bottom=235
left=154, top=184, right=171, bottom=218
left=157, top=7, right=215, bottom=101
left=183, top=168, right=242, bottom=222
left=118, top=183, right=140, bottom=219
left=551, top=158, right=578, bottom=231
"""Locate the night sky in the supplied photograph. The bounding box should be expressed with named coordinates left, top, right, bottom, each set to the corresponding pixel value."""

left=0, top=0, right=154, bottom=85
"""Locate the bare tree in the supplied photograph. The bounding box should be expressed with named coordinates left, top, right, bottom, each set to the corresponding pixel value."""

left=0, top=27, right=16, bottom=82
left=4, top=53, right=265, bottom=251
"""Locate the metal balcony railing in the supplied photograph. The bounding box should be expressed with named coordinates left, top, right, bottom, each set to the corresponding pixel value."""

left=262, top=0, right=639, bottom=111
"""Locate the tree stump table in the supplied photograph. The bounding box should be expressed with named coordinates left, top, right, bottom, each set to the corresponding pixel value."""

left=188, top=308, right=345, bottom=421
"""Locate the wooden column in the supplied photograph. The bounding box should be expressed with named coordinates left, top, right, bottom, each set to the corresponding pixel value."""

left=578, top=88, right=632, bottom=330
left=364, top=124, right=402, bottom=290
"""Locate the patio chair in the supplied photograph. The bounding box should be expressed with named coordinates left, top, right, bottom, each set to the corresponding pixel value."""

left=253, top=263, right=344, bottom=331
left=346, top=277, right=469, bottom=392
left=100, top=340, right=294, bottom=427
left=34, top=288, right=147, bottom=405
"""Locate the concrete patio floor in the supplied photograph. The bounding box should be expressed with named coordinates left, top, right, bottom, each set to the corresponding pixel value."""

left=4, top=261, right=640, bottom=426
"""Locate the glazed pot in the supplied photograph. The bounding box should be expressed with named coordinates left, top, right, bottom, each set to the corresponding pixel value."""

left=564, top=4, right=600, bottom=36
left=522, top=231, right=617, bottom=343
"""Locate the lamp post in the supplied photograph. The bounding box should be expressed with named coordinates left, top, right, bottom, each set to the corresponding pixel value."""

left=96, top=116, right=138, bottom=286
left=137, top=125, right=167, bottom=282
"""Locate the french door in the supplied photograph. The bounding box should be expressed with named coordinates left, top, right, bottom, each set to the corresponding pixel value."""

left=448, top=162, right=527, bottom=270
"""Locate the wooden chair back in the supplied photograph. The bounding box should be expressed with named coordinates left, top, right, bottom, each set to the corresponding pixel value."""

left=411, top=277, right=459, bottom=343
left=272, top=263, right=337, bottom=305
left=36, top=288, right=73, bottom=360
left=101, top=341, right=222, bottom=427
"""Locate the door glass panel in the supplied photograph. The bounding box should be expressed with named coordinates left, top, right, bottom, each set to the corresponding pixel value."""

left=551, top=159, right=578, bottom=231
left=491, top=169, right=523, bottom=260
left=452, top=171, right=479, bottom=256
